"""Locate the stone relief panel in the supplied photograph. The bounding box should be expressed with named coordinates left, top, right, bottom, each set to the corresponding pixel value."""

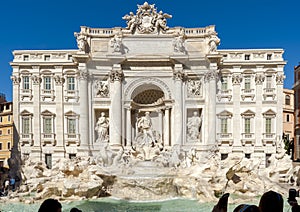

left=95, top=80, right=110, bottom=98
left=187, top=79, right=203, bottom=98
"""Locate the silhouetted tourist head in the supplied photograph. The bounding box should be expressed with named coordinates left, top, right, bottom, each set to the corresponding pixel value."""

left=233, top=204, right=259, bottom=212
left=70, top=208, right=82, bottom=212
left=38, top=198, right=62, bottom=212
left=259, top=190, right=283, bottom=212
left=212, top=193, right=229, bottom=212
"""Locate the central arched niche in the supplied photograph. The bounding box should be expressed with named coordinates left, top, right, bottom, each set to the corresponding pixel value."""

left=131, top=84, right=164, bottom=105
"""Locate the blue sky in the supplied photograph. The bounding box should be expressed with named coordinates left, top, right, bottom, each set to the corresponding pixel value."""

left=0, top=0, right=299, bottom=101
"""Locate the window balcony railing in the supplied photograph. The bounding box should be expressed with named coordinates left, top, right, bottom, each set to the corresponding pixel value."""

left=217, top=133, right=232, bottom=138
left=264, top=88, right=275, bottom=93
left=64, top=90, right=79, bottom=102
left=241, top=133, right=254, bottom=139
left=263, top=133, right=275, bottom=140
left=41, top=133, right=56, bottom=146
left=65, top=133, right=80, bottom=146
left=242, top=89, right=254, bottom=94
left=20, top=133, right=33, bottom=146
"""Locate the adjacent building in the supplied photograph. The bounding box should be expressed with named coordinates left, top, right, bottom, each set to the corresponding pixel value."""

left=294, top=65, right=300, bottom=160
left=0, top=93, right=13, bottom=167
left=10, top=2, right=286, bottom=168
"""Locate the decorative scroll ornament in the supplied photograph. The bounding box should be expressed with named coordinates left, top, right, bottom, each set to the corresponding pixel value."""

left=204, top=70, right=218, bottom=82
left=31, top=75, right=41, bottom=85
left=54, top=75, right=65, bottom=85
left=276, top=73, right=285, bottom=84
left=95, top=80, right=109, bottom=98
left=122, top=2, right=172, bottom=34
left=11, top=75, right=21, bottom=85
left=232, top=74, right=243, bottom=85
left=110, top=70, right=123, bottom=82
left=255, top=74, right=265, bottom=84
left=78, top=71, right=89, bottom=80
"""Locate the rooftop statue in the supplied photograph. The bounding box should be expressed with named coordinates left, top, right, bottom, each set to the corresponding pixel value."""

left=122, top=2, right=172, bottom=34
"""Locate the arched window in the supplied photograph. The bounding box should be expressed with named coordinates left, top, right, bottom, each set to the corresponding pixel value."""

left=285, top=95, right=291, bottom=105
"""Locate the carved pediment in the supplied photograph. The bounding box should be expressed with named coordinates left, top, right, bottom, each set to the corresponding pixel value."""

left=122, top=2, right=172, bottom=34
left=241, top=109, right=255, bottom=117
left=65, top=110, right=79, bottom=117
left=263, top=109, right=276, bottom=117
left=41, top=110, right=55, bottom=116
left=20, top=110, right=32, bottom=116
left=217, top=110, right=233, bottom=118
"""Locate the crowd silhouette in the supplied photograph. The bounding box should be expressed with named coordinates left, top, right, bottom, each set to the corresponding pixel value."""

left=212, top=190, right=300, bottom=212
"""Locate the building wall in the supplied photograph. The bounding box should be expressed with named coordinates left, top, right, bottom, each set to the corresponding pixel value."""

left=0, top=101, right=13, bottom=167
left=294, top=65, right=300, bottom=159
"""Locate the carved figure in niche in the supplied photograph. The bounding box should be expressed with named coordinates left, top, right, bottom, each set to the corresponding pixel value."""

left=136, top=111, right=155, bottom=146
left=95, top=112, right=109, bottom=142
left=187, top=111, right=202, bottom=141
left=187, top=80, right=202, bottom=97
left=185, top=147, right=198, bottom=168
left=95, top=81, right=109, bottom=97
left=209, top=35, right=220, bottom=53
left=110, top=34, right=122, bottom=53
left=74, top=33, right=88, bottom=53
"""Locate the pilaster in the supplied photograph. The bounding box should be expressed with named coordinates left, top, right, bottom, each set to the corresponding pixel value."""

left=109, top=64, right=123, bottom=148
left=232, top=67, right=242, bottom=146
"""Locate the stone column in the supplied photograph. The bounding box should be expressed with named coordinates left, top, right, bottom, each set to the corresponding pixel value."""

left=157, top=109, right=163, bottom=140
left=205, top=65, right=218, bottom=145
left=255, top=68, right=264, bottom=146
left=231, top=68, right=242, bottom=146
left=78, top=64, right=89, bottom=156
left=276, top=69, right=285, bottom=143
left=53, top=67, right=65, bottom=152
left=31, top=66, right=42, bottom=160
left=109, top=64, right=123, bottom=147
left=126, top=107, right=132, bottom=146
left=164, top=107, right=170, bottom=146
left=10, top=70, right=21, bottom=152
left=172, top=64, right=184, bottom=146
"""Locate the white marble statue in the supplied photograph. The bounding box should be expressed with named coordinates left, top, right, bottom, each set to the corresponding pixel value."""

left=95, top=80, right=109, bottom=97
left=74, top=32, right=88, bottom=53
left=95, top=112, right=109, bottom=142
left=136, top=111, right=155, bottom=145
left=110, top=34, right=122, bottom=53
left=187, top=111, right=202, bottom=141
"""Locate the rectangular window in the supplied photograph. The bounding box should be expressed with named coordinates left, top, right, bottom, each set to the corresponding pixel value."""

left=23, top=55, right=29, bottom=61
left=0, top=130, right=2, bottom=135
left=221, top=118, right=228, bottom=134
left=266, top=76, right=272, bottom=88
left=0, top=117, right=2, bottom=122
left=0, top=143, right=2, bottom=150
left=44, top=77, right=51, bottom=90
left=45, top=154, right=52, bottom=169
left=287, top=114, right=290, bottom=122
left=266, top=118, right=272, bottom=133
left=67, top=77, right=75, bottom=91
left=44, top=118, right=52, bottom=134
left=7, top=129, right=10, bottom=135
left=221, top=154, right=228, bottom=160
left=8, top=115, right=11, bottom=122
left=69, top=154, right=76, bottom=159
left=7, top=142, right=10, bottom=150
left=44, top=55, right=50, bottom=61
left=22, top=117, right=30, bottom=134
left=245, top=118, right=251, bottom=133
left=267, top=54, right=272, bottom=60
left=245, top=154, right=251, bottom=159
left=221, top=76, right=228, bottom=90
left=67, top=118, right=76, bottom=134
left=23, top=76, right=30, bottom=90
left=245, top=54, right=250, bottom=60
left=244, top=76, right=251, bottom=90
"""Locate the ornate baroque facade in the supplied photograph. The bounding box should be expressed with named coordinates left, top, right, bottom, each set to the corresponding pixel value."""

left=11, top=2, right=285, bottom=167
